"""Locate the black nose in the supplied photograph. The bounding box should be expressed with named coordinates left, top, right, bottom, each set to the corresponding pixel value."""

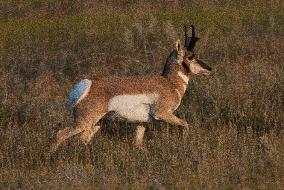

left=208, top=67, right=212, bottom=71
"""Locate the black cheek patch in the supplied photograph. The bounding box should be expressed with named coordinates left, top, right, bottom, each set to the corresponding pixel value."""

left=182, top=62, right=190, bottom=73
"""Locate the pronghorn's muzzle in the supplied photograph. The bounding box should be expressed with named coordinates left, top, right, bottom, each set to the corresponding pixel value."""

left=197, top=59, right=212, bottom=75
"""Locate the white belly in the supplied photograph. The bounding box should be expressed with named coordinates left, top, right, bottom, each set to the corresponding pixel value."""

left=108, top=94, right=158, bottom=122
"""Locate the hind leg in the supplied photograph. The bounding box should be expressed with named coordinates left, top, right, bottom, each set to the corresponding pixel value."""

left=79, top=125, right=101, bottom=145
left=50, top=111, right=106, bottom=153
left=50, top=126, right=82, bottom=153
left=79, top=110, right=107, bottom=144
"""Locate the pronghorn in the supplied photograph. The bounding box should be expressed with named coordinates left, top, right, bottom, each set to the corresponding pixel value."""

left=50, top=25, right=212, bottom=152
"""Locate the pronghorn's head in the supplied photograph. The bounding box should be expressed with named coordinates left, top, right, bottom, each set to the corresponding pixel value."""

left=175, top=25, right=212, bottom=76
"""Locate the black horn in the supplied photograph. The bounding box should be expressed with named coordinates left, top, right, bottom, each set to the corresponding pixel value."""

left=187, top=25, right=200, bottom=52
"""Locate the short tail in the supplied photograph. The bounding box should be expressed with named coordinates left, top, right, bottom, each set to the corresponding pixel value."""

left=67, top=79, right=92, bottom=112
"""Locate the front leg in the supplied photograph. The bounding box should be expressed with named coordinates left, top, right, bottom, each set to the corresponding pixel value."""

left=135, top=125, right=146, bottom=146
left=155, top=112, right=189, bottom=131
left=155, top=112, right=189, bottom=140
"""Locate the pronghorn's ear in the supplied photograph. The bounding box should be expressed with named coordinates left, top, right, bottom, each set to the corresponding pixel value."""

left=175, top=39, right=181, bottom=52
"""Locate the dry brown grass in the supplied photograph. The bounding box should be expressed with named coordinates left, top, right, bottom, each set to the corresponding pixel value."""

left=0, top=0, right=284, bottom=189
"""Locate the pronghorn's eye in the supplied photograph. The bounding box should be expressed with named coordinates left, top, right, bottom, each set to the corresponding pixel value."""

left=187, top=51, right=195, bottom=60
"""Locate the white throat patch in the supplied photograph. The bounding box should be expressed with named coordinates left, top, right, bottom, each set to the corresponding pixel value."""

left=173, top=89, right=182, bottom=111
left=178, top=71, right=189, bottom=85
left=183, top=84, right=187, bottom=92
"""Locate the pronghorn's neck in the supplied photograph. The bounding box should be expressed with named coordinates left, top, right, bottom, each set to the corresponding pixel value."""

left=162, top=50, right=191, bottom=96
left=162, top=50, right=179, bottom=76
left=167, top=65, right=191, bottom=96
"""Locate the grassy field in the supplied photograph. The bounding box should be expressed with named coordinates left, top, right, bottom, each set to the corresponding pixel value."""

left=1, top=0, right=284, bottom=189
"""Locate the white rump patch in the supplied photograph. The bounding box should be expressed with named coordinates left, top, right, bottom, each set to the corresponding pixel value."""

left=178, top=71, right=189, bottom=84
left=108, top=94, right=158, bottom=122
left=68, top=79, right=92, bottom=110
